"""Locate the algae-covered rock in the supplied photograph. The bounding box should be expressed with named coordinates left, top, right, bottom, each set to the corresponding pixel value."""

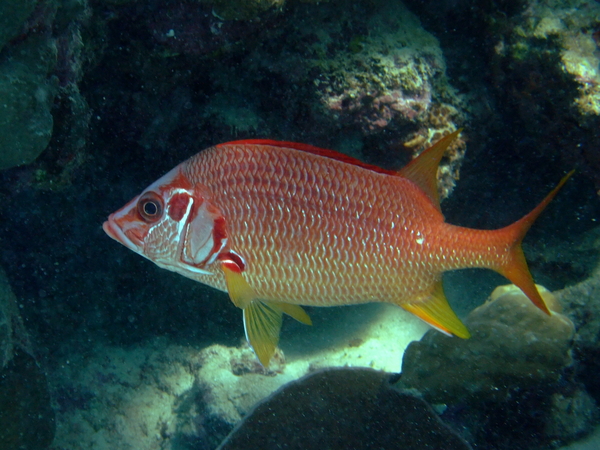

left=217, top=367, right=472, bottom=450
left=0, top=350, right=55, bottom=450
left=0, top=0, right=37, bottom=52
left=202, top=0, right=284, bottom=21
left=0, top=35, right=57, bottom=170
left=247, top=0, right=467, bottom=198
left=397, top=284, right=575, bottom=404
left=0, top=267, right=55, bottom=449
left=555, top=249, right=600, bottom=404
left=0, top=267, right=31, bottom=370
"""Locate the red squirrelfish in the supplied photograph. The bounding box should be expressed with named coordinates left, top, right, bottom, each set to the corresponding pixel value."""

left=103, top=131, right=572, bottom=366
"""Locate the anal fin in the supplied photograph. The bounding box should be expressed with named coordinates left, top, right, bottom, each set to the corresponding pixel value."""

left=401, top=281, right=471, bottom=339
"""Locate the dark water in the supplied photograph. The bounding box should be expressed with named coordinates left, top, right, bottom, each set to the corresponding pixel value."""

left=0, top=1, right=599, bottom=449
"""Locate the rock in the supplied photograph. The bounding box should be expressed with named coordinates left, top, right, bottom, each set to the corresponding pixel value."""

left=397, top=284, right=575, bottom=404
left=254, top=0, right=467, bottom=198
left=0, top=0, right=37, bottom=52
left=545, top=389, right=598, bottom=442
left=0, top=350, right=55, bottom=450
left=0, top=267, right=55, bottom=449
left=395, top=284, right=600, bottom=449
left=555, top=249, right=600, bottom=404
left=0, top=34, right=58, bottom=170
left=0, top=266, right=31, bottom=369
left=217, top=367, right=472, bottom=450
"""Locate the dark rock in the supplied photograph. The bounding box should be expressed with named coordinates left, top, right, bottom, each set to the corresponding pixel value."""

left=0, top=349, right=55, bottom=449
left=217, top=367, right=471, bottom=450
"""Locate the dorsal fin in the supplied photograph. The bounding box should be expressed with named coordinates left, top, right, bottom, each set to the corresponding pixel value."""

left=398, top=130, right=462, bottom=212
left=219, top=139, right=396, bottom=176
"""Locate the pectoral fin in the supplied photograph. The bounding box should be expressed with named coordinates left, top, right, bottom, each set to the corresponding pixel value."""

left=401, top=281, right=470, bottom=339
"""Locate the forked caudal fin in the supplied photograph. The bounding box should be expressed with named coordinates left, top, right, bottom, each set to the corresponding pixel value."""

left=495, top=170, right=574, bottom=314
left=400, top=170, right=573, bottom=338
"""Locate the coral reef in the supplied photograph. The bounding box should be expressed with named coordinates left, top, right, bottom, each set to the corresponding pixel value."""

left=218, top=367, right=472, bottom=450
left=524, top=1, right=600, bottom=118
left=555, top=233, right=600, bottom=406
left=406, top=0, right=600, bottom=190
left=0, top=0, right=90, bottom=185
left=398, top=284, right=575, bottom=404
left=248, top=0, right=468, bottom=197
left=0, top=35, right=57, bottom=170
left=396, top=284, right=600, bottom=449
left=90, top=0, right=467, bottom=198
left=0, top=1, right=597, bottom=450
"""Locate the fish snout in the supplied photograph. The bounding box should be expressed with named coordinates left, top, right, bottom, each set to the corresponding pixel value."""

left=102, top=213, right=143, bottom=252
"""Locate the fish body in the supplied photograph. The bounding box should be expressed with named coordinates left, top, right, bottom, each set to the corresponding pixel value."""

left=104, top=132, right=572, bottom=365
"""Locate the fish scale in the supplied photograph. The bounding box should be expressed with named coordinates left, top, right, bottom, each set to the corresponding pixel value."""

left=104, top=131, right=572, bottom=366
left=185, top=143, right=457, bottom=307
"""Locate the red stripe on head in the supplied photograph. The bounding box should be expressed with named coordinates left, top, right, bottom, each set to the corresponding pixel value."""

left=167, top=193, right=191, bottom=221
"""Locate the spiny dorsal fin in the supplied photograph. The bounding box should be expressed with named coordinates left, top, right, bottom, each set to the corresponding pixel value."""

left=401, top=279, right=470, bottom=339
left=399, top=129, right=462, bottom=212
left=218, top=139, right=396, bottom=176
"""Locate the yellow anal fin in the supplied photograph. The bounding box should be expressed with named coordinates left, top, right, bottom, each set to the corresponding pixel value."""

left=273, top=301, right=312, bottom=325
left=244, top=300, right=283, bottom=367
left=401, top=281, right=471, bottom=339
left=222, top=262, right=256, bottom=309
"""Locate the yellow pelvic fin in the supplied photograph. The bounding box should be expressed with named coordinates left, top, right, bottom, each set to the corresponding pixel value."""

left=398, top=129, right=462, bottom=212
left=401, top=281, right=471, bottom=339
left=222, top=263, right=312, bottom=366
left=243, top=300, right=283, bottom=367
left=244, top=301, right=312, bottom=367
left=222, top=263, right=256, bottom=309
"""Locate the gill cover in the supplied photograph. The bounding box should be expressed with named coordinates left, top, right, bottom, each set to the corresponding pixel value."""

left=179, top=196, right=228, bottom=270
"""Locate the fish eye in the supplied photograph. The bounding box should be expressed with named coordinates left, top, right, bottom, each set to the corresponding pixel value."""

left=137, top=192, right=163, bottom=222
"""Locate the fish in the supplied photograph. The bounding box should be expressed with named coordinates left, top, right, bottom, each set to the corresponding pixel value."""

left=103, top=130, right=573, bottom=366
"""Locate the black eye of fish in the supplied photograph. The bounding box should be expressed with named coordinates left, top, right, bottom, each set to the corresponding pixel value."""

left=137, top=192, right=163, bottom=222
left=143, top=201, right=158, bottom=216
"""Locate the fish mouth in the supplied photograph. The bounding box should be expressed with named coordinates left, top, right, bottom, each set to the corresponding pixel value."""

left=103, top=215, right=139, bottom=252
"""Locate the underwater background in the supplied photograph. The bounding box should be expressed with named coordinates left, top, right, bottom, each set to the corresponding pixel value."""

left=1, top=0, right=600, bottom=449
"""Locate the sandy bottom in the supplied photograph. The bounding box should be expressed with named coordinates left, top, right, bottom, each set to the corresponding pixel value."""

left=48, top=304, right=428, bottom=450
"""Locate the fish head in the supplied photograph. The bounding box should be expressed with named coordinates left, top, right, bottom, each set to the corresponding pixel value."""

left=103, top=164, right=227, bottom=277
